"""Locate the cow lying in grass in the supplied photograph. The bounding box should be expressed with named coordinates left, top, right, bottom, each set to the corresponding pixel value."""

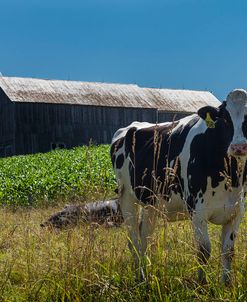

left=111, top=89, right=247, bottom=285
left=41, top=199, right=123, bottom=229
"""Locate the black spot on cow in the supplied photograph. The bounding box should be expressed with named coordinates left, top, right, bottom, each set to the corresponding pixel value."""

left=225, top=156, right=239, bottom=188
left=201, top=198, right=204, bottom=204
left=212, top=191, right=215, bottom=196
left=110, top=137, right=124, bottom=165
left=199, top=192, right=203, bottom=198
left=124, top=127, right=137, bottom=158
left=124, top=118, right=199, bottom=204
left=242, top=161, right=247, bottom=186
left=187, top=103, right=234, bottom=200
left=242, top=115, right=247, bottom=139
left=170, top=158, right=184, bottom=199
left=116, top=154, right=124, bottom=169
left=111, top=154, right=116, bottom=167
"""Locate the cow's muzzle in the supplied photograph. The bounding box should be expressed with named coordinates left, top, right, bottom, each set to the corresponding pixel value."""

left=229, top=144, right=247, bottom=157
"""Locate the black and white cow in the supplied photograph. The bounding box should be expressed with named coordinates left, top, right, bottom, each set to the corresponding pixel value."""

left=110, top=89, right=247, bottom=284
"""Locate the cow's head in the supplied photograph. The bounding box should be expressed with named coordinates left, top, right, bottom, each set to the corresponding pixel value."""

left=198, top=89, right=247, bottom=158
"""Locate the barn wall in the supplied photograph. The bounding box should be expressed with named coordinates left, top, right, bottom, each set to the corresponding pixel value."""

left=158, top=111, right=192, bottom=123
left=14, top=103, right=157, bottom=155
left=0, top=89, right=15, bottom=157
left=79, top=106, right=157, bottom=144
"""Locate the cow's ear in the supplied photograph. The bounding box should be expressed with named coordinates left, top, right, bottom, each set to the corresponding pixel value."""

left=197, top=106, right=219, bottom=129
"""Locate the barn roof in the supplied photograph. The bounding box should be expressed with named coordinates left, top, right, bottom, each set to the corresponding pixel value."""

left=0, top=76, right=220, bottom=112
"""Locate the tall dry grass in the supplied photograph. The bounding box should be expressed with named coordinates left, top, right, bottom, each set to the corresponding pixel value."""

left=0, top=206, right=246, bottom=301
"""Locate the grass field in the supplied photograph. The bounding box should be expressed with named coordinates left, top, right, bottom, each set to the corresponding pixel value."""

left=0, top=146, right=246, bottom=301
left=0, top=207, right=246, bottom=301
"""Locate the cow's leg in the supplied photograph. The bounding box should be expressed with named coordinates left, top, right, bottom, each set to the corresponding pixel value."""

left=139, top=205, right=158, bottom=277
left=192, top=216, right=211, bottom=284
left=119, top=192, right=144, bottom=281
left=221, top=206, right=244, bottom=285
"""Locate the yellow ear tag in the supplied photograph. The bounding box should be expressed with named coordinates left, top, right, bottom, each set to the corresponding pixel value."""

left=205, top=112, right=215, bottom=128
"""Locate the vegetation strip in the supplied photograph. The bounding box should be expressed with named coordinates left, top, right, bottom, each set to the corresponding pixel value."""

left=0, top=145, right=116, bottom=206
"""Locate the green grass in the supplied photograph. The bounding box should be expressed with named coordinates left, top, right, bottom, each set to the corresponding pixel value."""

left=0, top=146, right=246, bottom=301
left=0, top=208, right=246, bottom=301
left=0, top=145, right=116, bottom=206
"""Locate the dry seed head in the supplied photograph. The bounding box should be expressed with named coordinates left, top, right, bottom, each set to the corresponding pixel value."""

left=141, top=168, right=148, bottom=183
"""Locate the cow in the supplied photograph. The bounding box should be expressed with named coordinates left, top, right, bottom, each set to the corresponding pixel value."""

left=40, top=199, right=123, bottom=229
left=110, top=89, right=247, bottom=285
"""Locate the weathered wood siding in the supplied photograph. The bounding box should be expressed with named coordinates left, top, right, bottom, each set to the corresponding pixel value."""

left=0, top=92, right=194, bottom=157
left=0, top=88, right=15, bottom=157
left=14, top=103, right=157, bottom=155
left=158, top=111, right=191, bottom=123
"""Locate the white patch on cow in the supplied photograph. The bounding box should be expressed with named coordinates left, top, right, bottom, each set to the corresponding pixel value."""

left=112, top=121, right=153, bottom=144
left=195, top=177, right=245, bottom=225
left=164, top=191, right=189, bottom=221
left=112, top=120, right=172, bottom=144
left=226, top=89, right=247, bottom=148
left=171, top=114, right=197, bottom=133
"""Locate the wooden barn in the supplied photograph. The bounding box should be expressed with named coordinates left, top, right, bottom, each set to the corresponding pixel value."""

left=0, top=76, right=220, bottom=157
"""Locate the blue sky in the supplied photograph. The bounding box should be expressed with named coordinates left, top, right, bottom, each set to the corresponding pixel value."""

left=0, top=0, right=246, bottom=100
